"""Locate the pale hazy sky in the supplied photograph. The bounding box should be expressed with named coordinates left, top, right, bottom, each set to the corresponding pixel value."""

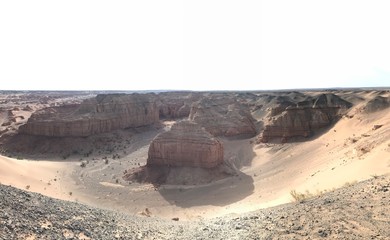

left=0, top=0, right=389, bottom=91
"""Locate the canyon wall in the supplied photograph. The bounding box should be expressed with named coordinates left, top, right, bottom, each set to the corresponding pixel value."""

left=259, top=94, right=352, bottom=143
left=19, top=94, right=159, bottom=137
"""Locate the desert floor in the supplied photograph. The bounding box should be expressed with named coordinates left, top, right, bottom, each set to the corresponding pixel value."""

left=1, top=93, right=389, bottom=221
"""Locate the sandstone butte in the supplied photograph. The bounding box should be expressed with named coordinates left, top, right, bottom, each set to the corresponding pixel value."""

left=147, top=121, right=224, bottom=168
left=260, top=93, right=353, bottom=143
left=19, top=94, right=159, bottom=137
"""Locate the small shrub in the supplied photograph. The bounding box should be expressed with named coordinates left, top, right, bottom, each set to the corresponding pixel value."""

left=290, top=190, right=313, bottom=202
left=343, top=180, right=357, bottom=187
left=25, top=185, right=30, bottom=190
left=80, top=162, right=87, bottom=168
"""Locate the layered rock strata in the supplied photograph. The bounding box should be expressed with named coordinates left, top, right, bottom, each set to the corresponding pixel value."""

left=19, top=94, right=159, bottom=137
left=156, top=92, right=201, bottom=119
left=189, top=97, right=257, bottom=138
left=259, top=94, right=352, bottom=143
left=147, top=121, right=224, bottom=168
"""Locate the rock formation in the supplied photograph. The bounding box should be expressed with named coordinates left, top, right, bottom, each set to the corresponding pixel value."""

left=363, top=96, right=390, bottom=113
left=189, top=97, right=257, bottom=138
left=259, top=94, right=352, bottom=143
left=156, top=92, right=201, bottom=119
left=147, top=121, right=224, bottom=168
left=19, top=94, right=159, bottom=137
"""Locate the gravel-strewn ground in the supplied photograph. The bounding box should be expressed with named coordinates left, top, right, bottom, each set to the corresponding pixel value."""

left=1, top=175, right=389, bottom=239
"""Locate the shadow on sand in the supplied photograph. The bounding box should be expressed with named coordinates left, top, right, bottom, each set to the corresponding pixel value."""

left=157, top=171, right=254, bottom=207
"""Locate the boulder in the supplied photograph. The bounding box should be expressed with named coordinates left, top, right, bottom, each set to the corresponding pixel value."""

left=147, top=121, right=223, bottom=168
left=19, top=94, right=159, bottom=137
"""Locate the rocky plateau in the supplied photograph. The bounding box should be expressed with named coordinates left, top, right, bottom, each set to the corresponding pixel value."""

left=19, top=94, right=159, bottom=137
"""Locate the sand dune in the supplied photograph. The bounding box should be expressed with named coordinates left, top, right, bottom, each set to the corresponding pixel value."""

left=0, top=156, right=76, bottom=201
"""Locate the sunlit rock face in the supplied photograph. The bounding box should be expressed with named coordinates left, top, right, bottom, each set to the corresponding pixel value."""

left=147, top=121, right=224, bottom=168
left=20, top=94, right=159, bottom=137
left=259, top=94, right=352, bottom=143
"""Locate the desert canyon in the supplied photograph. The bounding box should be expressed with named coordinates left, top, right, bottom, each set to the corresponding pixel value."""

left=0, top=89, right=389, bottom=239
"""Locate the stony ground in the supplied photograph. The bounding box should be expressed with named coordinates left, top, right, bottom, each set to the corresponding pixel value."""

left=1, top=175, right=389, bottom=240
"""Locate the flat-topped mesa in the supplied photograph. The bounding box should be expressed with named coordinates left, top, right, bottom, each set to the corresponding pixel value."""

left=259, top=94, right=352, bottom=143
left=19, top=94, right=159, bottom=137
left=147, top=121, right=224, bottom=168
left=189, top=97, right=257, bottom=138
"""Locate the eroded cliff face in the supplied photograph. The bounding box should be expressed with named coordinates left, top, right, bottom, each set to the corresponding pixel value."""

left=189, top=97, right=257, bottom=138
left=259, top=94, right=352, bottom=143
left=19, top=94, right=159, bottom=137
left=156, top=92, right=201, bottom=119
left=147, top=121, right=224, bottom=168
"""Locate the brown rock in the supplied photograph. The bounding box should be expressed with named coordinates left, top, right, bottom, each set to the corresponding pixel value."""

left=147, top=121, right=223, bottom=168
left=259, top=94, right=352, bottom=143
left=157, top=92, right=201, bottom=119
left=189, top=97, right=257, bottom=138
left=19, top=94, right=159, bottom=137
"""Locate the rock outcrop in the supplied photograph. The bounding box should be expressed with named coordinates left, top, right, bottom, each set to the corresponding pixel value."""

left=363, top=96, right=390, bottom=113
left=19, top=94, right=159, bottom=137
left=189, top=97, right=257, bottom=138
left=156, top=92, right=201, bottom=119
left=147, top=121, right=224, bottom=168
left=259, top=94, right=352, bottom=143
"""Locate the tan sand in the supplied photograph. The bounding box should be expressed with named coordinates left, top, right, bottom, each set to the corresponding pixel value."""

left=0, top=156, right=77, bottom=201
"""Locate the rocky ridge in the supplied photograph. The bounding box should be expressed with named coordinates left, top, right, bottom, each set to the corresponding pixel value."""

left=363, top=95, right=390, bottom=113
left=1, top=175, right=389, bottom=239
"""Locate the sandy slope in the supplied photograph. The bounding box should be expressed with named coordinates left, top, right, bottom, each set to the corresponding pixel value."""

left=0, top=156, right=76, bottom=201
left=1, top=175, right=389, bottom=239
left=235, top=103, right=390, bottom=215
